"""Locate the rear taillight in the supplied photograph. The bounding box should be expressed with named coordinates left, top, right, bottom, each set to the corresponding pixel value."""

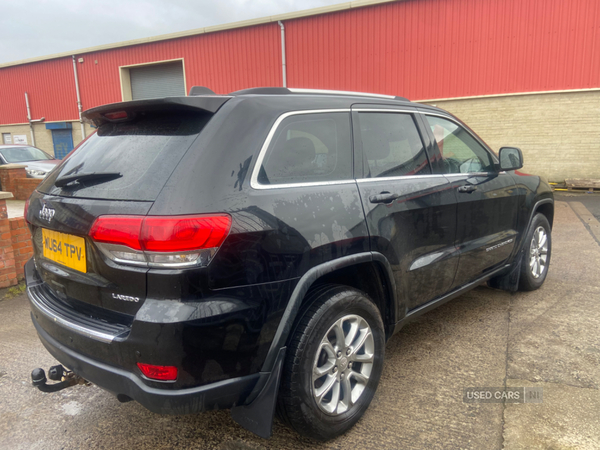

left=89, top=214, right=231, bottom=268
left=137, top=363, right=178, bottom=381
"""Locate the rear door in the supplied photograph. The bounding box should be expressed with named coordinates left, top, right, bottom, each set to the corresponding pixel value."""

left=353, top=106, right=459, bottom=312
left=419, top=112, right=518, bottom=288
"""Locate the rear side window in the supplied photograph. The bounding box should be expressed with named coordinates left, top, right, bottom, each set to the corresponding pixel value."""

left=257, top=112, right=352, bottom=186
left=358, top=112, right=430, bottom=178
left=38, top=112, right=211, bottom=201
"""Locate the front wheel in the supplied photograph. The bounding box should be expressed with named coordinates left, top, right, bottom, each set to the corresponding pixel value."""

left=519, top=213, right=552, bottom=291
left=277, top=285, right=385, bottom=441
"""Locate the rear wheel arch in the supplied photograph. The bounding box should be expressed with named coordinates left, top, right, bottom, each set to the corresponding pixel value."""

left=260, top=253, right=397, bottom=373
left=309, top=260, right=396, bottom=338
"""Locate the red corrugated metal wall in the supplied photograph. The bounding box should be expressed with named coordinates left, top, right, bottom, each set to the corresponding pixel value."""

left=286, top=0, right=600, bottom=99
left=76, top=24, right=282, bottom=108
left=1, top=0, right=599, bottom=125
left=0, top=58, right=78, bottom=124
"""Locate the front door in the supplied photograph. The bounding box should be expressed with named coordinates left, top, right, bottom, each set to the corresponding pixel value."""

left=420, top=113, right=518, bottom=288
left=353, top=107, right=459, bottom=312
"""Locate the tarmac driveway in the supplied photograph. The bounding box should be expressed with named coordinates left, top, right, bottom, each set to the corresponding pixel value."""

left=1, top=197, right=599, bottom=450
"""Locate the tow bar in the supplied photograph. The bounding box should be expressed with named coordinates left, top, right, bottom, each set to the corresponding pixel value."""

left=31, top=365, right=89, bottom=393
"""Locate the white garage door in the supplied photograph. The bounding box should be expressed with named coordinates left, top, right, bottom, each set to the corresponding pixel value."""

left=130, top=61, right=185, bottom=100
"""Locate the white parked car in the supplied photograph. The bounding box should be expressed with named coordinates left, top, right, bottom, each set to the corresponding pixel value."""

left=0, top=144, right=60, bottom=178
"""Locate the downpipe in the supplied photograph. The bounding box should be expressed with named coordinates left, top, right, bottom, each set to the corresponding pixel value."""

left=72, top=55, right=86, bottom=140
left=278, top=21, right=287, bottom=88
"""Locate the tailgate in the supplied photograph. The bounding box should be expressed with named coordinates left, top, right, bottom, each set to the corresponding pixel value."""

left=28, top=193, right=152, bottom=316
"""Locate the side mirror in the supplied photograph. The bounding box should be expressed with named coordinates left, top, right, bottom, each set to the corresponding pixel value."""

left=498, top=147, right=523, bottom=171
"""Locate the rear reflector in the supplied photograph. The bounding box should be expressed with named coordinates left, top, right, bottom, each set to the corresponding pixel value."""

left=137, top=363, right=178, bottom=381
left=89, top=214, right=231, bottom=268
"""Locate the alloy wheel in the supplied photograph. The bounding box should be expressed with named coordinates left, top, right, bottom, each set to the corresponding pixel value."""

left=529, top=226, right=549, bottom=279
left=311, top=314, right=374, bottom=415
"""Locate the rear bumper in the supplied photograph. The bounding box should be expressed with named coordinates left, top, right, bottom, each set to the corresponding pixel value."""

left=31, top=313, right=260, bottom=414
left=24, top=256, right=290, bottom=415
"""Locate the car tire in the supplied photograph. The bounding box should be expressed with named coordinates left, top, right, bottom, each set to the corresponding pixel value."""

left=519, top=213, right=552, bottom=291
left=276, top=284, right=385, bottom=441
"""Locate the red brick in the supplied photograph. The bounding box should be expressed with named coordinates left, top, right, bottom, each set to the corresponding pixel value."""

left=11, top=228, right=28, bottom=237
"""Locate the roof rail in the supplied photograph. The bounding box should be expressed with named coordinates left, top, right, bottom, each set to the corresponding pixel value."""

left=229, top=87, right=291, bottom=96
left=288, top=88, right=408, bottom=101
left=228, top=87, right=409, bottom=101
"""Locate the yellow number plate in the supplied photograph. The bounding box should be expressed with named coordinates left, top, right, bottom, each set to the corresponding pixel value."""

left=42, top=229, right=87, bottom=273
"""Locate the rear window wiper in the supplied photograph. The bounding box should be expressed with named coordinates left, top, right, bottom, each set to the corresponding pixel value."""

left=55, top=172, right=122, bottom=188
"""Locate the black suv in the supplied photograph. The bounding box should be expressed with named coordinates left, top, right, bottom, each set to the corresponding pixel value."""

left=25, top=87, right=553, bottom=441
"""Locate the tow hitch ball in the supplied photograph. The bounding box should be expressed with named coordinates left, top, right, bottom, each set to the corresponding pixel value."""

left=31, top=365, right=89, bottom=393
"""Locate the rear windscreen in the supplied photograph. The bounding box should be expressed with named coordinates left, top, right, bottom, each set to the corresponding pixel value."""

left=38, top=111, right=211, bottom=201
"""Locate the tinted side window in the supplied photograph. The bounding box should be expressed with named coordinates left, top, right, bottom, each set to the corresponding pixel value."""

left=258, top=112, right=352, bottom=185
left=425, top=115, right=494, bottom=174
left=359, top=112, right=430, bottom=178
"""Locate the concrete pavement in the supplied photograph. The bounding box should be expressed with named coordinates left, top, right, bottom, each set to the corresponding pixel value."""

left=1, top=199, right=599, bottom=450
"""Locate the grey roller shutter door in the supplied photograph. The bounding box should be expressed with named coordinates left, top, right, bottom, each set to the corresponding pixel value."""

left=130, top=62, right=185, bottom=100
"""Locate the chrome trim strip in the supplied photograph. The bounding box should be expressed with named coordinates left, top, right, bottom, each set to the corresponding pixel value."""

left=444, top=172, right=494, bottom=178
left=95, top=242, right=217, bottom=269
left=29, top=289, right=117, bottom=343
left=252, top=180, right=356, bottom=190
left=288, top=88, right=396, bottom=99
left=250, top=109, right=351, bottom=190
left=356, top=174, right=446, bottom=183
left=353, top=108, right=421, bottom=114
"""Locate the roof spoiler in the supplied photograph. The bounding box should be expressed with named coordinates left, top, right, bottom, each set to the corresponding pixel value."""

left=188, top=86, right=217, bottom=96
left=82, top=96, right=230, bottom=127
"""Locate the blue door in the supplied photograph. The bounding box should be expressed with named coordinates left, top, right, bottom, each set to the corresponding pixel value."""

left=51, top=129, right=74, bottom=159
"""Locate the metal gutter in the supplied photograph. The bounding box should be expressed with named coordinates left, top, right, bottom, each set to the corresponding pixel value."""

left=72, top=56, right=86, bottom=140
left=278, top=21, right=287, bottom=88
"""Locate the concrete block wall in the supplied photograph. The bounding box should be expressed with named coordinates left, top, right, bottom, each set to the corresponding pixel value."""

left=423, top=90, right=600, bottom=182
left=1, top=92, right=599, bottom=181
left=0, top=121, right=94, bottom=157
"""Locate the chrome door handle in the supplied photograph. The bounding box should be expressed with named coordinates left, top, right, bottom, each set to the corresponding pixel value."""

left=457, top=185, right=477, bottom=193
left=369, top=192, right=399, bottom=204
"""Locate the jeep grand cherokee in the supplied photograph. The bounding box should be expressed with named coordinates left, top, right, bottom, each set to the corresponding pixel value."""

left=25, top=87, right=553, bottom=440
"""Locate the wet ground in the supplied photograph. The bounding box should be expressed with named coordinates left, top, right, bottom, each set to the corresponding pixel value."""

left=1, top=198, right=599, bottom=449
